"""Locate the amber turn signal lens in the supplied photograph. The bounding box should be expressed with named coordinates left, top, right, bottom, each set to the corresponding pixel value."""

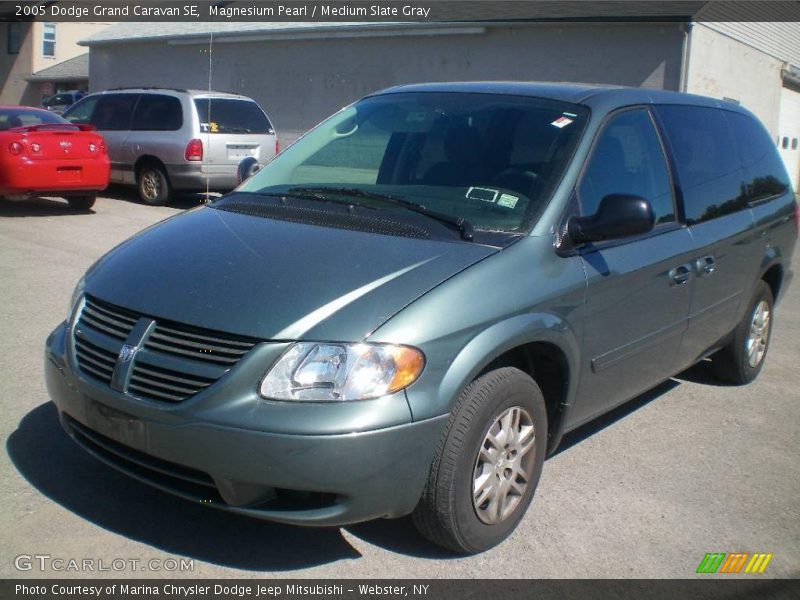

left=387, top=346, right=426, bottom=393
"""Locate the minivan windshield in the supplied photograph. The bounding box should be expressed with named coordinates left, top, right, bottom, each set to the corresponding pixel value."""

left=237, top=92, right=588, bottom=235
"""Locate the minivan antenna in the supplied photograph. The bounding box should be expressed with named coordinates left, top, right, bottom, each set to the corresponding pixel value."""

left=205, top=23, right=214, bottom=202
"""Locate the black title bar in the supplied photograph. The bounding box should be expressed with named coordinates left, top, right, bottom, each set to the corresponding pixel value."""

left=3, top=579, right=800, bottom=600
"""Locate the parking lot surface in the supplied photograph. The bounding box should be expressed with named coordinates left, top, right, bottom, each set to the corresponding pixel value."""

left=1, top=193, right=798, bottom=578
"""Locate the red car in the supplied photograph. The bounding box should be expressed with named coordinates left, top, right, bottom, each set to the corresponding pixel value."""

left=0, top=106, right=109, bottom=211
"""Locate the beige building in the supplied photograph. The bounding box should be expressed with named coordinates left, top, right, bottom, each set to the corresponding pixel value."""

left=0, top=21, right=111, bottom=106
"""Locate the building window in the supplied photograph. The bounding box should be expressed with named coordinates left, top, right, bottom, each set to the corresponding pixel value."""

left=42, top=23, right=56, bottom=57
left=7, top=23, right=21, bottom=54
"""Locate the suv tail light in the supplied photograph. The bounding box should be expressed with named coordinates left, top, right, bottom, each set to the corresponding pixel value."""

left=275, top=139, right=280, bottom=156
left=794, top=202, right=799, bottom=235
left=185, top=138, right=203, bottom=162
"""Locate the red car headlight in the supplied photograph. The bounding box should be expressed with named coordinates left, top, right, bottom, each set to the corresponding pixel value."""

left=9, top=142, right=23, bottom=156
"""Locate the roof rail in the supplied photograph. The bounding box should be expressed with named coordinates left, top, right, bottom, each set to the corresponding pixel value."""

left=105, top=87, right=189, bottom=93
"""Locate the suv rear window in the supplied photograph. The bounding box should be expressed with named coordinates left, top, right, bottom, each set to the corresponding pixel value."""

left=194, top=98, right=272, bottom=134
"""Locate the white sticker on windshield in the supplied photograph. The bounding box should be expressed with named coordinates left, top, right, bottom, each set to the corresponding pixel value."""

left=466, top=187, right=499, bottom=203
left=551, top=116, right=574, bottom=128
left=497, top=194, right=519, bottom=209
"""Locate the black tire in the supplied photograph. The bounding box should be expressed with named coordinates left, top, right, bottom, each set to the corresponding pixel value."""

left=136, top=164, right=171, bottom=205
left=67, top=195, right=96, bottom=211
left=712, top=280, right=774, bottom=385
left=412, top=367, right=548, bottom=554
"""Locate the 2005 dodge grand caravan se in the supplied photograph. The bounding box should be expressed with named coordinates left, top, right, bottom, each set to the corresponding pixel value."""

left=46, top=83, right=797, bottom=553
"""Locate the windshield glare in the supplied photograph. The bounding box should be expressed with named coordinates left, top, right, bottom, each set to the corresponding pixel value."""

left=238, top=92, right=588, bottom=235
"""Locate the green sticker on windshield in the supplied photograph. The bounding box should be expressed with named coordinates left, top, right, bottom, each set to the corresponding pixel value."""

left=497, top=193, right=519, bottom=209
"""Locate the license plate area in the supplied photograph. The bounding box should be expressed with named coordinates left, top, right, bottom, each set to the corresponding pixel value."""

left=85, top=400, right=146, bottom=449
left=226, top=144, right=258, bottom=161
left=56, top=167, right=82, bottom=182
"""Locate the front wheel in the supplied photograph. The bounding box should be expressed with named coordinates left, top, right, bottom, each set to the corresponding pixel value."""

left=712, top=280, right=774, bottom=384
left=412, top=367, right=547, bottom=553
left=137, top=165, right=171, bottom=205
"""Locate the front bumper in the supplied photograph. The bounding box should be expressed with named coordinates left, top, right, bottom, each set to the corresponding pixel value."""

left=45, top=322, right=447, bottom=526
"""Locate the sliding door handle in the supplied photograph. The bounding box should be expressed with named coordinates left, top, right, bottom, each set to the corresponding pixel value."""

left=695, top=255, right=716, bottom=277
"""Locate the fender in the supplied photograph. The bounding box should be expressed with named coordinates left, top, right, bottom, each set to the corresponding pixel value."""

left=398, top=311, right=583, bottom=449
left=757, top=245, right=787, bottom=302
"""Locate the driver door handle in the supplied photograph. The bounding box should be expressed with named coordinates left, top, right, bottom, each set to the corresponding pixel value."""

left=669, top=264, right=692, bottom=286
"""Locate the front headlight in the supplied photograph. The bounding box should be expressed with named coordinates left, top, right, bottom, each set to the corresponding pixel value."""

left=68, top=276, right=85, bottom=321
left=260, top=342, right=425, bottom=401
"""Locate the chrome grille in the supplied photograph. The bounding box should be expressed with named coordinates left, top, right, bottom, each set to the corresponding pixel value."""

left=145, top=321, right=257, bottom=366
left=78, top=296, right=137, bottom=340
left=73, top=295, right=259, bottom=403
left=74, top=336, right=116, bottom=385
left=129, top=362, right=216, bottom=403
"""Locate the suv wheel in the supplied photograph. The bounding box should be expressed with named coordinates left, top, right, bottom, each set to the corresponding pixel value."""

left=712, top=280, right=774, bottom=384
left=67, top=195, right=96, bottom=212
left=137, top=165, right=171, bottom=205
left=412, top=367, right=547, bottom=553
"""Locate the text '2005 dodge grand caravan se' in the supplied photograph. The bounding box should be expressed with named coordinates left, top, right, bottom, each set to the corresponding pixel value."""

left=46, top=83, right=797, bottom=553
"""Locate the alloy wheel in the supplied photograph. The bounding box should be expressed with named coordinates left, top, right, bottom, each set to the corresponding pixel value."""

left=472, top=406, right=536, bottom=525
left=141, top=171, right=161, bottom=202
left=746, top=299, right=770, bottom=368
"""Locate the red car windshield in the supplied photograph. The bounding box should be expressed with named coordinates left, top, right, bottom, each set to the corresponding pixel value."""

left=0, top=108, right=69, bottom=131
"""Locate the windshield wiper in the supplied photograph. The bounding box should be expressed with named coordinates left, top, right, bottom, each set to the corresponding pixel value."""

left=288, top=186, right=475, bottom=241
left=224, top=190, right=374, bottom=211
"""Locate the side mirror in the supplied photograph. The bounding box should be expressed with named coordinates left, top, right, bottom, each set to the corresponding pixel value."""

left=568, top=194, right=655, bottom=244
left=237, top=156, right=260, bottom=184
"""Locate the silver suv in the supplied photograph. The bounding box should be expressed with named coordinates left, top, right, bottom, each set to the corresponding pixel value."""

left=63, top=88, right=278, bottom=204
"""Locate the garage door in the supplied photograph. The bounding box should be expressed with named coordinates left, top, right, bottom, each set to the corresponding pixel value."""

left=777, top=86, right=800, bottom=191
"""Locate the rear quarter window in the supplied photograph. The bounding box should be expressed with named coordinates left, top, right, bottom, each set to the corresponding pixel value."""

left=725, top=112, right=791, bottom=202
left=194, top=98, right=273, bottom=134
left=654, top=105, right=745, bottom=225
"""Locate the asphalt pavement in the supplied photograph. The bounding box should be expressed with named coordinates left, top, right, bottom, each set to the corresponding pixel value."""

left=1, top=192, right=798, bottom=579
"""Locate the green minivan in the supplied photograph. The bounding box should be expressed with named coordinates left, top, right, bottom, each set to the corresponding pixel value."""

left=46, top=83, right=797, bottom=553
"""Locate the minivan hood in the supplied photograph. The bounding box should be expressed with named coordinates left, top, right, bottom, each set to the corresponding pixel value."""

left=84, top=207, right=497, bottom=341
